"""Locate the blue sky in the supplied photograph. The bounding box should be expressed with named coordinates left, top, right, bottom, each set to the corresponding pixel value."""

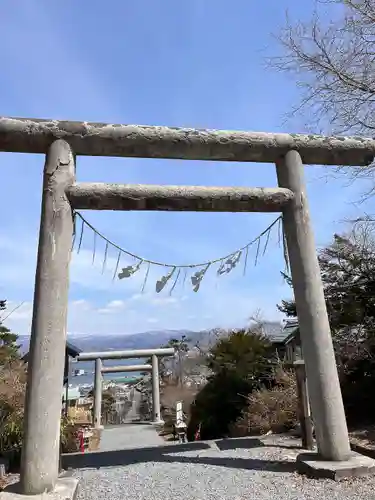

left=1, top=0, right=372, bottom=336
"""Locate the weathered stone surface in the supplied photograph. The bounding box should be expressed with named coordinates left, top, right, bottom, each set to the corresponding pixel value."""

left=297, top=451, right=375, bottom=480
left=67, top=183, right=293, bottom=212
left=1, top=476, right=79, bottom=500
left=101, top=364, right=152, bottom=373
left=277, top=151, right=351, bottom=461
left=1, top=116, right=375, bottom=165
left=78, top=348, right=175, bottom=361
left=20, top=140, right=75, bottom=494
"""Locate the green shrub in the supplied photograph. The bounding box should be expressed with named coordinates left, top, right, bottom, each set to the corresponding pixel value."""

left=187, top=328, right=276, bottom=441
left=187, top=371, right=253, bottom=440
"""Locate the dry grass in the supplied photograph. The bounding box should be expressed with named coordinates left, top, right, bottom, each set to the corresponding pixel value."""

left=162, top=384, right=197, bottom=415
left=0, top=362, right=26, bottom=411
left=349, top=425, right=375, bottom=451
left=68, top=406, right=92, bottom=424
left=0, top=476, right=9, bottom=491
left=0, top=362, right=86, bottom=458
left=0, top=362, right=27, bottom=453
left=230, top=367, right=298, bottom=437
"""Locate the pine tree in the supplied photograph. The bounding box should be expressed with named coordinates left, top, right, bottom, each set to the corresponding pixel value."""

left=0, top=300, right=21, bottom=365
left=278, top=230, right=375, bottom=345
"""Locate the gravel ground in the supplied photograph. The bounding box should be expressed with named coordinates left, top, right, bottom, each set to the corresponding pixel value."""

left=74, top=431, right=375, bottom=500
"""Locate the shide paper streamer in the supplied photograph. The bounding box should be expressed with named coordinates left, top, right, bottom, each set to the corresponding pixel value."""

left=72, top=212, right=284, bottom=294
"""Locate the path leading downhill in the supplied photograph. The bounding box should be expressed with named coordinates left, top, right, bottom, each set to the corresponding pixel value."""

left=69, top=430, right=375, bottom=500
left=99, top=424, right=164, bottom=452
left=124, top=388, right=142, bottom=423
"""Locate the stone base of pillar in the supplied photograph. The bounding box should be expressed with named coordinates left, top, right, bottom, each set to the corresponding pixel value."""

left=1, top=476, right=79, bottom=500
left=296, top=452, right=375, bottom=480
left=150, top=419, right=164, bottom=426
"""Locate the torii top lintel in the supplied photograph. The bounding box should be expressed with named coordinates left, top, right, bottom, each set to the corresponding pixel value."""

left=0, top=116, right=374, bottom=166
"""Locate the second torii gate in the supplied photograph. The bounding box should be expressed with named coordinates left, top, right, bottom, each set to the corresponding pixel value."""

left=100, top=364, right=152, bottom=425
left=77, top=347, right=175, bottom=427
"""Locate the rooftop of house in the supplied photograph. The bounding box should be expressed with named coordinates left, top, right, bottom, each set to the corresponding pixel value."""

left=22, top=340, right=82, bottom=363
left=65, top=341, right=83, bottom=358
left=262, top=320, right=299, bottom=345
left=62, top=386, right=80, bottom=401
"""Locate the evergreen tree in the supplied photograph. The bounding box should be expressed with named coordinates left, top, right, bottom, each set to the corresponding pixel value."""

left=207, top=329, right=273, bottom=382
left=277, top=228, right=375, bottom=424
left=278, top=229, right=375, bottom=347
left=0, top=300, right=21, bottom=365
left=188, top=328, right=275, bottom=440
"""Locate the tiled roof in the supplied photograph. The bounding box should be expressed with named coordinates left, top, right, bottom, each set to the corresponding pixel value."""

left=66, top=341, right=82, bottom=358
left=23, top=340, right=82, bottom=362
left=283, top=319, right=299, bottom=339
left=262, top=320, right=298, bottom=344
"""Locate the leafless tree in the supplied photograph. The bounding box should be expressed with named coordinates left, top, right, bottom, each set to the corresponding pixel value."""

left=193, top=327, right=227, bottom=357
left=272, top=0, right=375, bottom=181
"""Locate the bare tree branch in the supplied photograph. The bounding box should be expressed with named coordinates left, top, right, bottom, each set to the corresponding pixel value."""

left=272, top=2, right=375, bottom=130
left=271, top=0, right=375, bottom=199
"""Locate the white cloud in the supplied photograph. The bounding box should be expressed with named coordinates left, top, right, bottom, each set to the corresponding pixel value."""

left=147, top=318, right=159, bottom=324
left=107, top=300, right=126, bottom=309
left=151, top=296, right=178, bottom=306
left=129, top=293, right=182, bottom=307
left=97, top=299, right=127, bottom=315
left=0, top=229, right=287, bottom=336
left=71, top=299, right=91, bottom=310
left=97, top=308, right=114, bottom=315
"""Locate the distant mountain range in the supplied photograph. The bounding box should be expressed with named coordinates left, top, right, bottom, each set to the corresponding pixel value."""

left=17, top=322, right=284, bottom=355
left=17, top=329, right=204, bottom=355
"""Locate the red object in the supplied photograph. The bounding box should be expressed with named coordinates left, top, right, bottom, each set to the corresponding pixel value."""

left=194, top=423, right=201, bottom=441
left=78, top=430, right=85, bottom=453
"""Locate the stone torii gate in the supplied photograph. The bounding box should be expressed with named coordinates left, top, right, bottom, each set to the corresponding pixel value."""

left=77, top=347, right=175, bottom=428
left=2, top=117, right=375, bottom=494
left=100, top=364, right=153, bottom=425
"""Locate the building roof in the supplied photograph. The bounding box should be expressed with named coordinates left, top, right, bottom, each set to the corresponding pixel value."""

left=262, top=320, right=299, bottom=345
left=65, top=341, right=82, bottom=358
left=283, top=319, right=299, bottom=335
left=62, top=387, right=80, bottom=401
left=22, top=340, right=82, bottom=362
